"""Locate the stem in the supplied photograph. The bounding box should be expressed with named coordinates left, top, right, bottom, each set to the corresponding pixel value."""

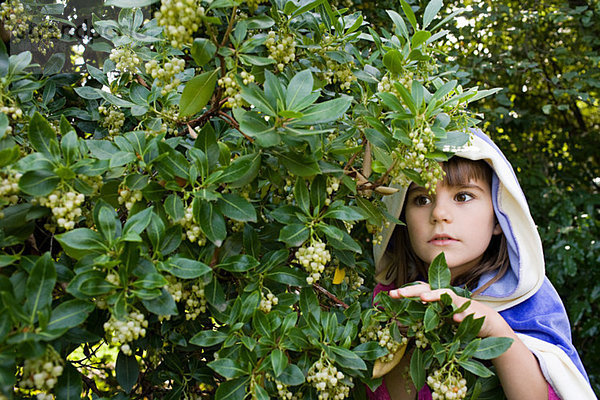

left=312, top=283, right=349, bottom=309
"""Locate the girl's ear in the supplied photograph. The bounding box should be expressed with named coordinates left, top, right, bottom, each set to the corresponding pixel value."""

left=493, top=221, right=503, bottom=235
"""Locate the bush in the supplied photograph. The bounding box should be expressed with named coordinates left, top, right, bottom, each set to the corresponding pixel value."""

left=0, top=0, right=499, bottom=398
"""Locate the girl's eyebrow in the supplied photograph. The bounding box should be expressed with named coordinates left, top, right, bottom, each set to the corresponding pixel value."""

left=455, top=183, right=486, bottom=191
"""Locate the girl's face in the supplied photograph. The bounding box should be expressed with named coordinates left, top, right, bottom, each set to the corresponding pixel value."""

left=404, top=177, right=502, bottom=280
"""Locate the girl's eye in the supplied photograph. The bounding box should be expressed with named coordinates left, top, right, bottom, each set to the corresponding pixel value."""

left=455, top=192, right=474, bottom=202
left=414, top=195, right=431, bottom=206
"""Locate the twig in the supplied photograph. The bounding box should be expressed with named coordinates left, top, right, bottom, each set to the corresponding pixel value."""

left=312, top=283, right=349, bottom=309
left=217, top=111, right=255, bottom=143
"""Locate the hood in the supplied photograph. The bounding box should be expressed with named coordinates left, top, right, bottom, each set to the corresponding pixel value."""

left=374, top=128, right=545, bottom=311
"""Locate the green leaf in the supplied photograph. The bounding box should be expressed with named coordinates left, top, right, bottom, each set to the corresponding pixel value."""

left=96, top=202, right=120, bottom=244
left=265, top=266, right=306, bottom=286
left=423, top=305, right=440, bottom=332
left=43, top=53, right=65, bottom=76
left=105, top=0, right=159, bottom=6
left=191, top=38, right=217, bottom=67
left=278, top=152, right=321, bottom=177
left=217, top=193, right=257, bottom=222
left=214, top=376, right=249, bottom=400
left=179, top=69, right=219, bottom=117
left=286, top=69, right=315, bottom=110
left=322, top=204, right=365, bottom=221
left=122, top=207, right=154, bottom=237
left=60, top=130, right=80, bottom=165
left=218, top=153, right=261, bottom=184
left=164, top=257, right=211, bottom=279
left=47, top=299, right=94, bottom=331
left=24, top=253, right=56, bottom=321
left=411, top=30, right=432, bottom=49
left=278, top=364, right=305, bottom=385
left=195, top=199, right=226, bottom=247
left=296, top=96, right=352, bottom=125
left=473, top=337, right=514, bottom=360
left=190, top=330, right=228, bottom=346
left=208, top=358, right=247, bottom=379
left=164, top=194, right=185, bottom=221
left=147, top=213, right=165, bottom=251
left=56, top=229, right=107, bottom=260
left=382, top=49, right=404, bottom=75
left=271, top=349, right=288, bottom=378
left=142, top=288, right=178, bottom=316
left=423, top=0, right=443, bottom=28
left=18, top=170, right=60, bottom=196
left=278, top=224, right=309, bottom=247
left=410, top=347, right=425, bottom=389
left=329, top=345, right=367, bottom=370
left=55, top=364, right=82, bottom=400
left=400, top=0, right=418, bottom=28
left=218, top=255, right=259, bottom=273
left=116, top=352, right=139, bottom=394
left=352, top=342, right=389, bottom=361
left=428, top=252, right=451, bottom=290
left=386, top=10, right=409, bottom=39
left=457, top=359, right=494, bottom=378
left=294, top=178, right=310, bottom=215
left=0, top=146, right=19, bottom=168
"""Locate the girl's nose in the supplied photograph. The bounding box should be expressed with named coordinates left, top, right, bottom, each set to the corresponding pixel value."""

left=430, top=200, right=452, bottom=223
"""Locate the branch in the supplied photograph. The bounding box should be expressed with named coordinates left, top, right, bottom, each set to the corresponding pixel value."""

left=312, top=283, right=349, bottom=309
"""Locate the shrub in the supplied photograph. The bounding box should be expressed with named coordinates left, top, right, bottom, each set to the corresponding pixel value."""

left=0, top=0, right=499, bottom=398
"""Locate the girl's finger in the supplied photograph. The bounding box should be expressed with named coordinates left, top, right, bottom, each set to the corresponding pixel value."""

left=389, top=283, right=431, bottom=298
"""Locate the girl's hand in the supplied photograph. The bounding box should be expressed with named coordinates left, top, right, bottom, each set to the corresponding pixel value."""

left=389, top=283, right=511, bottom=339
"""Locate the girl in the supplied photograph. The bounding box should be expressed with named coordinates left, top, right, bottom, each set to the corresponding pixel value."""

left=369, top=130, right=595, bottom=399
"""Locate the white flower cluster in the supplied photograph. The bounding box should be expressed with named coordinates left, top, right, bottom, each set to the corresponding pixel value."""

left=366, top=222, right=384, bottom=246
left=18, top=346, right=64, bottom=399
left=0, top=0, right=31, bottom=40
left=29, top=20, right=61, bottom=55
left=0, top=170, right=21, bottom=217
left=110, top=46, right=141, bottom=74
left=98, top=105, right=125, bottom=136
left=177, top=204, right=207, bottom=245
left=265, top=373, right=300, bottom=400
left=118, top=188, right=143, bottom=211
left=218, top=71, right=254, bottom=109
left=411, top=322, right=430, bottom=349
left=155, top=0, right=205, bottom=49
left=266, top=31, right=296, bottom=72
left=104, top=311, right=148, bottom=356
left=360, top=323, right=407, bottom=362
left=306, top=358, right=351, bottom=400
left=377, top=73, right=413, bottom=95
left=78, top=174, right=103, bottom=195
left=1, top=104, right=23, bottom=122
left=36, top=190, right=85, bottom=231
left=164, top=275, right=208, bottom=320
left=427, top=368, right=467, bottom=400
left=245, top=0, right=267, bottom=12
left=325, top=58, right=355, bottom=91
left=324, top=177, right=340, bottom=206
left=183, top=280, right=207, bottom=320
left=145, top=57, right=186, bottom=95
left=294, top=239, right=331, bottom=285
left=258, top=291, right=278, bottom=313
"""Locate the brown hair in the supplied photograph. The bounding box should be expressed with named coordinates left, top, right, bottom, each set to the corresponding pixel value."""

left=386, top=157, right=510, bottom=296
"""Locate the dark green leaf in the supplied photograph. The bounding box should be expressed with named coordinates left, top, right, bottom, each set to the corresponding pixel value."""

left=142, top=288, right=178, bottom=316
left=278, top=364, right=305, bottom=386
left=217, top=193, right=257, bottom=222
left=208, top=358, right=247, bottom=379
left=116, top=352, right=139, bottom=394
left=473, top=337, right=514, bottom=360
left=214, top=376, right=249, bottom=400
left=47, top=299, right=94, bottom=331
left=190, top=330, right=228, bottom=347
left=457, top=359, right=494, bottom=378
left=195, top=199, right=226, bottom=247
left=55, top=363, right=82, bottom=400
left=271, top=349, right=288, bottom=378
left=24, top=253, right=56, bottom=321
left=279, top=152, right=321, bottom=177
left=218, top=255, right=259, bottom=273
left=329, top=345, right=367, bottom=370
left=28, top=112, right=58, bottom=158
left=428, top=252, right=451, bottom=290
left=410, top=347, right=425, bottom=389
left=56, top=229, right=107, bottom=260
left=191, top=38, right=217, bottom=67
left=278, top=224, right=309, bottom=247
left=163, top=257, right=211, bottom=279
left=18, top=170, right=60, bottom=196
left=352, top=342, right=389, bottom=361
